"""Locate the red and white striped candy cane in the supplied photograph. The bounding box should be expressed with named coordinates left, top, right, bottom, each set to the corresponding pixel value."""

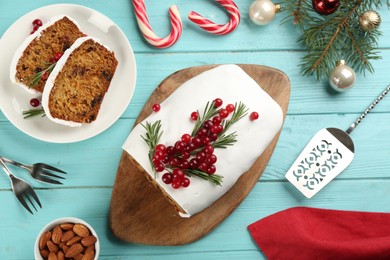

left=132, top=0, right=183, bottom=48
left=188, top=0, right=240, bottom=35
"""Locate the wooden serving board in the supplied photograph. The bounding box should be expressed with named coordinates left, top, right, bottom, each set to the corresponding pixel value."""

left=109, top=64, right=290, bottom=245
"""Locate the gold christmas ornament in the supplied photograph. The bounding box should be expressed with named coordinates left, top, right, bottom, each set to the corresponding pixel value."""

left=359, top=10, right=381, bottom=32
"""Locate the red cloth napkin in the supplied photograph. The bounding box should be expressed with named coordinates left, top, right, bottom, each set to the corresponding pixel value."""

left=248, top=207, right=390, bottom=259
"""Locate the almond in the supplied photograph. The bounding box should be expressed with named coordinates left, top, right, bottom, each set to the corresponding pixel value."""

left=74, top=253, right=84, bottom=260
left=40, top=249, right=49, bottom=258
left=66, top=235, right=82, bottom=246
left=47, top=240, right=59, bottom=253
left=52, top=225, right=63, bottom=244
left=57, top=250, right=65, bottom=260
left=48, top=251, right=58, bottom=260
left=81, top=235, right=97, bottom=247
left=60, top=223, right=74, bottom=230
left=82, top=249, right=95, bottom=260
left=39, top=231, right=51, bottom=250
left=85, top=244, right=95, bottom=254
left=61, top=230, right=75, bottom=242
left=73, top=223, right=90, bottom=237
left=65, top=243, right=83, bottom=258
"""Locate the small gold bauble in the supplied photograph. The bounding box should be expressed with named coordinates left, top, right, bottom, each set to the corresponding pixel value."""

left=359, top=10, right=381, bottom=32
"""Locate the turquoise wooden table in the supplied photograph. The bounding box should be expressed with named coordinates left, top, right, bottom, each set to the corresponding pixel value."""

left=0, top=0, right=389, bottom=259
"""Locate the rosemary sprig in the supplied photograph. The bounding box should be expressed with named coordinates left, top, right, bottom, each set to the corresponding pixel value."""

left=213, top=102, right=248, bottom=148
left=29, top=62, right=56, bottom=87
left=141, top=120, right=163, bottom=176
left=213, top=132, right=238, bottom=149
left=221, top=102, right=248, bottom=135
left=184, top=169, right=223, bottom=186
left=22, top=108, right=45, bottom=119
left=140, top=100, right=249, bottom=187
left=191, top=101, right=219, bottom=136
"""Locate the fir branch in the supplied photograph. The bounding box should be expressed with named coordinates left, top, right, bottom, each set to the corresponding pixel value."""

left=281, top=0, right=386, bottom=79
left=22, top=108, right=45, bottom=119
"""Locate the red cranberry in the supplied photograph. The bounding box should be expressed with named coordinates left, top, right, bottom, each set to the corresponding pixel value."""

left=152, top=103, right=161, bottom=112
left=207, top=165, right=216, bottom=175
left=174, top=140, right=186, bottom=153
left=212, top=116, right=222, bottom=125
left=189, top=158, right=199, bottom=169
left=155, top=144, right=167, bottom=154
left=181, top=178, right=190, bottom=188
left=196, top=151, right=207, bottom=162
left=162, top=173, right=173, bottom=184
left=173, top=169, right=185, bottom=180
left=209, top=133, right=218, bottom=141
left=197, top=128, right=209, bottom=137
left=155, top=162, right=165, bottom=172
left=190, top=111, right=199, bottom=121
left=179, top=161, right=189, bottom=169
left=30, top=98, right=40, bottom=107
left=250, top=112, right=259, bottom=121
left=32, top=19, right=43, bottom=27
left=53, top=52, right=63, bottom=61
left=204, top=145, right=214, bottom=155
left=41, top=71, right=49, bottom=81
left=172, top=179, right=181, bottom=189
left=214, top=98, right=223, bottom=108
left=181, top=152, right=190, bottom=160
left=219, top=109, right=229, bottom=119
left=169, top=158, right=180, bottom=167
left=203, top=120, right=213, bottom=129
left=198, top=162, right=208, bottom=171
left=181, top=134, right=191, bottom=144
left=207, top=154, right=217, bottom=165
left=166, top=146, right=176, bottom=156
left=226, top=104, right=235, bottom=113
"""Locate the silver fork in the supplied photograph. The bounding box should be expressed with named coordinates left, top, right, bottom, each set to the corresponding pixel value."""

left=0, top=157, right=42, bottom=214
left=0, top=156, right=66, bottom=185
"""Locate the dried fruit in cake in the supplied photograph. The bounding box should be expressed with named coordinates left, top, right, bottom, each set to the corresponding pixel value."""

left=42, top=37, right=118, bottom=126
left=11, top=16, right=85, bottom=93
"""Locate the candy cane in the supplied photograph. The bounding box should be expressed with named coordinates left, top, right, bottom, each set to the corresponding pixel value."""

left=188, top=0, right=240, bottom=35
left=132, top=0, right=183, bottom=48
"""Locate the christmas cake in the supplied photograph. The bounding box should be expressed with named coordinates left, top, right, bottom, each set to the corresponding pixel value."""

left=41, top=36, right=118, bottom=127
left=122, top=64, right=283, bottom=218
left=10, top=16, right=85, bottom=93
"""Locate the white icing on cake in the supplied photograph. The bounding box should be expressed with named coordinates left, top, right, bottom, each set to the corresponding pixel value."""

left=122, top=64, right=283, bottom=218
left=10, top=15, right=81, bottom=94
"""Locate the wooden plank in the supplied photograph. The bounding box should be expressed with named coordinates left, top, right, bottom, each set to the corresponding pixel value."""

left=0, top=111, right=389, bottom=189
left=0, top=1, right=389, bottom=53
left=1, top=179, right=390, bottom=259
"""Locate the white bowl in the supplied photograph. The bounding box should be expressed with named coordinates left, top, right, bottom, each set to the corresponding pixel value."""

left=34, top=217, right=100, bottom=259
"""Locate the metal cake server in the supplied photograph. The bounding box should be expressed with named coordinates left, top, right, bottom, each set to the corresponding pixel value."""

left=286, top=84, right=390, bottom=198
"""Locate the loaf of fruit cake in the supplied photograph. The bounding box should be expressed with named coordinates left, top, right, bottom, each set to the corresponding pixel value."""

left=122, top=65, right=283, bottom=218
left=10, top=16, right=85, bottom=93
left=41, top=36, right=118, bottom=127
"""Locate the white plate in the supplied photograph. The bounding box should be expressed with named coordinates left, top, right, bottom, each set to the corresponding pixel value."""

left=0, top=4, right=137, bottom=143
